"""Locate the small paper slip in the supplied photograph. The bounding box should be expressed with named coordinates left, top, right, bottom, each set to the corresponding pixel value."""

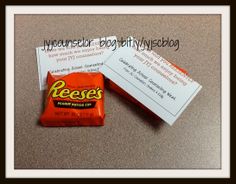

left=100, top=46, right=202, bottom=125
left=36, top=36, right=117, bottom=90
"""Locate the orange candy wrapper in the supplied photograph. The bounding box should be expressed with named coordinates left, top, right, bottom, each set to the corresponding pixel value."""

left=40, top=72, right=105, bottom=126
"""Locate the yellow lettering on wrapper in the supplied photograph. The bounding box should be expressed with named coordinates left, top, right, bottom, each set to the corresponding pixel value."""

left=47, top=80, right=103, bottom=100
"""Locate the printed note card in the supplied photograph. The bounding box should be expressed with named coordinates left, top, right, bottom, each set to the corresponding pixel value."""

left=36, top=36, right=117, bottom=90
left=100, top=46, right=202, bottom=125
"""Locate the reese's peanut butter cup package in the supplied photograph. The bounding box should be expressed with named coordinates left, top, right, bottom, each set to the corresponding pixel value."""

left=40, top=72, right=105, bottom=126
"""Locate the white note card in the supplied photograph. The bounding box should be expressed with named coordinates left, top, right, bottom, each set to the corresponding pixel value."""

left=36, top=36, right=117, bottom=90
left=100, top=46, right=202, bottom=125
